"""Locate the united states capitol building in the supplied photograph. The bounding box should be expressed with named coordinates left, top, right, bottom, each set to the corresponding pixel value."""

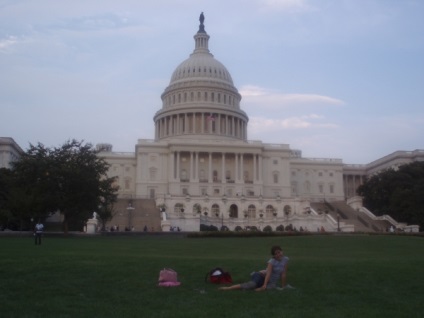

left=2, top=15, right=422, bottom=232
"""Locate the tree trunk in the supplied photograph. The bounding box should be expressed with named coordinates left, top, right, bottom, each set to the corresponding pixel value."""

left=62, top=219, right=69, bottom=235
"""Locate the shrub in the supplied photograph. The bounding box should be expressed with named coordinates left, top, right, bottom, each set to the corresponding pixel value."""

left=263, top=225, right=273, bottom=232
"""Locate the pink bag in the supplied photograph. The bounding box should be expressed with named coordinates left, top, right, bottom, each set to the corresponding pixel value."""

left=158, top=268, right=181, bottom=287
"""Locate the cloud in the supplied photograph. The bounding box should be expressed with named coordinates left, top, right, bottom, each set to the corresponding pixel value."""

left=249, top=114, right=338, bottom=132
left=239, top=85, right=345, bottom=110
left=0, top=35, right=19, bottom=52
left=257, top=0, right=314, bottom=12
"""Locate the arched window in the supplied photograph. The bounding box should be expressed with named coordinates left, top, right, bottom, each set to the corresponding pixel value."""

left=247, top=204, right=256, bottom=218
left=229, top=204, right=238, bottom=218
left=273, top=172, right=279, bottom=184
left=284, top=205, right=292, bottom=216
left=149, top=168, right=157, bottom=181
left=174, top=203, right=184, bottom=213
left=124, top=178, right=131, bottom=190
left=212, top=204, right=220, bottom=217
left=304, top=181, right=311, bottom=193
left=193, top=203, right=201, bottom=214
left=291, top=182, right=298, bottom=195
left=266, top=205, right=275, bottom=218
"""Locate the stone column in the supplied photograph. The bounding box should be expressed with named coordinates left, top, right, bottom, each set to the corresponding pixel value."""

left=209, top=152, right=212, bottom=183
left=176, top=151, right=180, bottom=180
left=235, top=153, right=239, bottom=181
left=190, top=152, right=194, bottom=181
left=253, top=154, right=257, bottom=182
left=195, top=152, right=199, bottom=181
left=240, top=153, right=244, bottom=181
left=170, top=152, right=175, bottom=180
left=201, top=113, right=204, bottom=133
left=222, top=153, right=226, bottom=184
left=258, top=155, right=263, bottom=182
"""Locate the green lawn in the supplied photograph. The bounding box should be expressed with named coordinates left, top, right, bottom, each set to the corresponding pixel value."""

left=0, top=234, right=423, bottom=318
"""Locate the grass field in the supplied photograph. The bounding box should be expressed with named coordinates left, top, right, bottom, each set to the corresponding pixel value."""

left=0, top=234, right=423, bottom=318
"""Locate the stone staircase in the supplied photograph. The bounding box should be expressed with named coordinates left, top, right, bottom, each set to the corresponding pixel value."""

left=311, top=201, right=391, bottom=232
left=106, top=198, right=162, bottom=232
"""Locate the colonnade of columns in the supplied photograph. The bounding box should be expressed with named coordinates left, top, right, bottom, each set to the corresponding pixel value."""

left=155, top=112, right=247, bottom=140
left=343, top=174, right=365, bottom=199
left=170, top=151, right=263, bottom=184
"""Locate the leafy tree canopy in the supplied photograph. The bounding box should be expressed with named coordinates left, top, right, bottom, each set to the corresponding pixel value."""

left=357, top=161, right=424, bottom=230
left=9, top=139, right=118, bottom=232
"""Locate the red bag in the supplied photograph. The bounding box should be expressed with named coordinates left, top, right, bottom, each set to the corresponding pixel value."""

left=205, top=267, right=232, bottom=284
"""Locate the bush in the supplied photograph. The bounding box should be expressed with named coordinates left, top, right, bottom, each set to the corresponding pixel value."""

left=276, top=224, right=285, bottom=231
left=263, top=225, right=273, bottom=232
left=200, top=224, right=218, bottom=231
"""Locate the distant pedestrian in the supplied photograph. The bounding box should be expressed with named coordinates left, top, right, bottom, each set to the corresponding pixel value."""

left=34, top=220, right=44, bottom=245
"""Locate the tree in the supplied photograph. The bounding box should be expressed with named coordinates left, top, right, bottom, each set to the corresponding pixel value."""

left=0, top=168, right=39, bottom=230
left=96, top=177, right=118, bottom=231
left=0, top=168, right=14, bottom=229
left=357, top=162, right=424, bottom=230
left=11, top=140, right=119, bottom=233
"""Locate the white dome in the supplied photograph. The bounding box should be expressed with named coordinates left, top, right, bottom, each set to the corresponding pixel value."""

left=154, top=13, right=248, bottom=142
left=170, top=53, right=234, bottom=86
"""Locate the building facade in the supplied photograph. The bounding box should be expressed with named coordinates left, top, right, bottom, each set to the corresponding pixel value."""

left=3, top=16, right=423, bottom=232
left=98, top=16, right=353, bottom=232
left=0, top=137, right=24, bottom=170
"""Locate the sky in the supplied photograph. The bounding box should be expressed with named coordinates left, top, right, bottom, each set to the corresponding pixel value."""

left=1, top=0, right=423, bottom=164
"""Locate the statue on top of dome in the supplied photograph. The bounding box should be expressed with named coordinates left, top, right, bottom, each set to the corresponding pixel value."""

left=198, top=12, right=205, bottom=33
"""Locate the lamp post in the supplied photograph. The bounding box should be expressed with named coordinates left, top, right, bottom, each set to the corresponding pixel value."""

left=337, top=213, right=340, bottom=232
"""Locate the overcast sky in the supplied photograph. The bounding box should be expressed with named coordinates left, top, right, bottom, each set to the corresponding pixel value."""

left=1, top=0, right=423, bottom=164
